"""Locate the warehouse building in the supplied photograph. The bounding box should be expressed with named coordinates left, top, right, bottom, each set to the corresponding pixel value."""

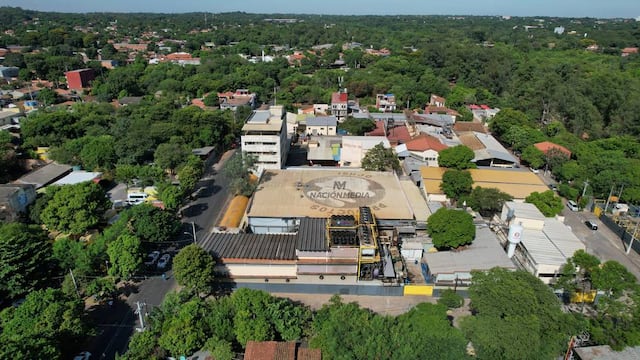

left=496, top=202, right=585, bottom=283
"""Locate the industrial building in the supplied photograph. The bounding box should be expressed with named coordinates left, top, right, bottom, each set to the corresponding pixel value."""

left=420, top=167, right=549, bottom=202
left=200, top=169, right=425, bottom=286
left=495, top=202, right=585, bottom=283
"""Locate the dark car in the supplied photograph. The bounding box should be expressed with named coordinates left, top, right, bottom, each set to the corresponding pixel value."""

left=585, top=220, right=598, bottom=230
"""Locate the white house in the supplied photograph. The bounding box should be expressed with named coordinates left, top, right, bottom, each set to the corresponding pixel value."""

left=340, top=136, right=390, bottom=168
left=305, top=116, right=337, bottom=136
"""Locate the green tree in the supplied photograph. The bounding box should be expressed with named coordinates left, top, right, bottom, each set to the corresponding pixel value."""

left=489, top=108, right=532, bottom=138
left=79, top=135, right=117, bottom=170
left=154, top=142, right=189, bottom=174
left=0, top=288, right=87, bottom=360
left=441, top=169, right=473, bottom=202
left=461, top=268, right=579, bottom=360
left=463, top=186, right=513, bottom=217
left=203, top=338, right=234, bottom=360
left=438, top=145, right=476, bottom=169
left=173, top=244, right=216, bottom=294
left=525, top=190, right=564, bottom=217
left=107, top=234, right=143, bottom=279
left=176, top=155, right=203, bottom=191
left=361, top=143, right=400, bottom=172
left=591, top=261, right=637, bottom=297
left=121, top=330, right=164, bottom=360
left=158, top=298, right=208, bottom=357
left=427, top=208, right=475, bottom=249
left=231, top=288, right=275, bottom=346
left=36, top=88, right=59, bottom=106
left=40, top=182, right=110, bottom=235
left=122, top=204, right=180, bottom=243
left=437, top=289, right=465, bottom=309
left=337, top=117, right=376, bottom=135
left=223, top=152, right=258, bottom=196
left=0, top=223, right=53, bottom=299
left=521, top=145, right=546, bottom=169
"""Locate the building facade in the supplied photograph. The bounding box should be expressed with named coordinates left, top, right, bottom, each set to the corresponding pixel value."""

left=65, top=69, right=95, bottom=90
left=241, top=105, right=289, bottom=170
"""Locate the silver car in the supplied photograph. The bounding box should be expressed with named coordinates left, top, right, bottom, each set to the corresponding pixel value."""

left=157, top=254, right=171, bottom=270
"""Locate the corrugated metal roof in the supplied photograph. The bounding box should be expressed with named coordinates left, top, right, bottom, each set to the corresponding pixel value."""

left=296, top=217, right=329, bottom=251
left=200, top=233, right=297, bottom=260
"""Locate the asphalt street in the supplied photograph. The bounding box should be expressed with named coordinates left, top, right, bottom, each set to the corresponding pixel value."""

left=85, top=150, right=236, bottom=359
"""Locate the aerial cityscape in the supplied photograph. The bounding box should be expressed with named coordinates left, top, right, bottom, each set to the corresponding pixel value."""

left=1, top=4, right=640, bottom=360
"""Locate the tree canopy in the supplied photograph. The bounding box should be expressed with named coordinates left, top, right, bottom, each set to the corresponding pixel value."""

left=172, top=244, right=216, bottom=294
left=441, top=169, right=473, bottom=202
left=427, top=208, right=475, bottom=249
left=438, top=145, right=476, bottom=170
left=361, top=142, right=400, bottom=172
left=40, top=182, right=111, bottom=235
left=525, top=190, right=564, bottom=217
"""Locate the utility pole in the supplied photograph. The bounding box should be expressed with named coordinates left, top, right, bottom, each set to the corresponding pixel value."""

left=69, top=269, right=80, bottom=298
left=626, top=220, right=640, bottom=255
left=604, top=185, right=615, bottom=213
left=582, top=180, right=589, bottom=197
left=191, top=221, right=197, bottom=244
left=135, top=301, right=147, bottom=331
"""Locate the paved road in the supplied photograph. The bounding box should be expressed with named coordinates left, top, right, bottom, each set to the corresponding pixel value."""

left=85, top=150, right=236, bottom=359
left=563, top=207, right=640, bottom=280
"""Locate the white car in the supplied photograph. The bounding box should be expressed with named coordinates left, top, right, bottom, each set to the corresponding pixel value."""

left=157, top=254, right=171, bottom=270
left=74, top=351, right=91, bottom=360
left=530, top=167, right=540, bottom=174
left=145, top=251, right=161, bottom=266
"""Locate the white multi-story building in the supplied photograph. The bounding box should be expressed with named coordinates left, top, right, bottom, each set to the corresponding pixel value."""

left=241, top=105, right=288, bottom=170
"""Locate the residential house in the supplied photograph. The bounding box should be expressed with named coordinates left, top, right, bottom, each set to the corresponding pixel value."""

left=65, top=69, right=95, bottom=90
left=305, top=116, right=337, bottom=136
left=365, top=120, right=411, bottom=147
left=331, top=91, right=349, bottom=121
left=429, top=94, right=446, bottom=107
left=0, top=66, right=19, bottom=82
left=241, top=105, right=288, bottom=170
left=218, top=89, right=257, bottom=111
left=0, top=184, right=36, bottom=222
left=533, top=141, right=572, bottom=158
left=376, top=93, right=396, bottom=112
left=397, top=133, right=448, bottom=167
left=468, top=104, right=500, bottom=123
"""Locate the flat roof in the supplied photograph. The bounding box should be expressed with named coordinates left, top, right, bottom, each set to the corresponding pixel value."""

left=420, top=167, right=548, bottom=199
left=247, top=169, right=415, bottom=220
left=242, top=110, right=283, bottom=132
left=306, top=116, right=337, bottom=127
left=14, top=162, right=72, bottom=189
left=399, top=180, right=430, bottom=220
left=573, top=345, right=640, bottom=360
left=53, top=171, right=101, bottom=186
left=423, top=227, right=516, bottom=274
left=504, top=201, right=546, bottom=221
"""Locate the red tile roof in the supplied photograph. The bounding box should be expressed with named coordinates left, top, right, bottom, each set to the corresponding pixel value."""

left=366, top=121, right=386, bottom=136
left=331, top=92, right=348, bottom=103
left=405, top=133, right=447, bottom=152
left=453, top=122, right=487, bottom=133
left=534, top=141, right=572, bottom=157
left=365, top=121, right=411, bottom=144
left=245, top=341, right=319, bottom=360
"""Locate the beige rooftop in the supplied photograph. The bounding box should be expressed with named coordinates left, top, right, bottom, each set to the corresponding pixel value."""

left=247, top=169, right=416, bottom=220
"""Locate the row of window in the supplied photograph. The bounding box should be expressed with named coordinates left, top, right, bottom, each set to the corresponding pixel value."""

left=243, top=141, right=277, bottom=146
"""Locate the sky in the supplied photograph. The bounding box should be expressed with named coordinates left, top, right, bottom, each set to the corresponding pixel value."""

left=0, top=0, right=638, bottom=19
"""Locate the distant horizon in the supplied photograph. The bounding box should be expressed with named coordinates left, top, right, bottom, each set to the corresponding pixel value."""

left=0, top=0, right=639, bottom=19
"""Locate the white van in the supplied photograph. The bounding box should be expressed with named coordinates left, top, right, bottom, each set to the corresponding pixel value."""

left=567, top=200, right=579, bottom=212
left=127, top=192, right=149, bottom=205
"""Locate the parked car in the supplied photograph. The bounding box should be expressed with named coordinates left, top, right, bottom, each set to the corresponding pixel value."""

left=567, top=200, right=579, bottom=212
left=144, top=251, right=161, bottom=266
left=157, top=254, right=171, bottom=270
left=190, top=186, right=207, bottom=200
left=73, top=351, right=92, bottom=360
left=530, top=167, right=540, bottom=174
left=549, top=183, right=558, bottom=191
left=585, top=220, right=598, bottom=230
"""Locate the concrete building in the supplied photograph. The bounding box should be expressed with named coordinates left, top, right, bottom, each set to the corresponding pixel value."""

left=305, top=116, right=337, bottom=136
left=14, top=162, right=73, bottom=189
left=376, top=93, right=396, bottom=112
left=65, top=69, right=95, bottom=90
left=0, top=184, right=36, bottom=222
left=330, top=91, right=348, bottom=121
left=423, top=226, right=517, bottom=286
left=497, top=202, right=585, bottom=283
left=241, top=105, right=288, bottom=170
left=218, top=89, right=257, bottom=111
left=340, top=136, right=390, bottom=168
